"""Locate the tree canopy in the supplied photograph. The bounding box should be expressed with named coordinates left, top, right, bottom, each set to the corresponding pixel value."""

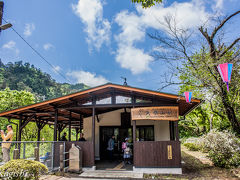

left=0, top=60, right=89, bottom=101
left=150, top=11, right=240, bottom=135
left=131, top=0, right=162, bottom=8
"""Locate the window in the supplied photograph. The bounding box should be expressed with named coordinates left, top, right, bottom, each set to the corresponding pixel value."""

left=116, top=95, right=132, bottom=104
left=136, top=126, right=154, bottom=141
left=82, top=101, right=92, bottom=105
left=96, top=97, right=111, bottom=104
left=136, top=98, right=152, bottom=103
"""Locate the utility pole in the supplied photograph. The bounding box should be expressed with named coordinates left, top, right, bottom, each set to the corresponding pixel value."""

left=0, top=1, right=12, bottom=33
left=0, top=1, right=3, bottom=32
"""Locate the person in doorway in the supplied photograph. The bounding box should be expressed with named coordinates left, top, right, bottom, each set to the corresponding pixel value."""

left=1, top=125, right=14, bottom=162
left=60, top=132, right=68, bottom=141
left=122, top=138, right=131, bottom=165
left=79, top=133, right=86, bottom=141
left=107, top=135, right=115, bottom=160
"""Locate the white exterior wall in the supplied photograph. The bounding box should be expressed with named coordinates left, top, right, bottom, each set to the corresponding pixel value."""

left=83, top=109, right=170, bottom=159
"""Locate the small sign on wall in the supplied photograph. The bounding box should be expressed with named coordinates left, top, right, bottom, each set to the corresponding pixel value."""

left=167, top=145, right=172, bottom=160
left=131, top=106, right=179, bottom=121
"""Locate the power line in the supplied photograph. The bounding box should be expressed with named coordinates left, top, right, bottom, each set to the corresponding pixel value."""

left=2, top=17, right=73, bottom=84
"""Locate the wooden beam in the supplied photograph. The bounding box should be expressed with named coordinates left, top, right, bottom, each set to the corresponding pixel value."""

left=92, top=106, right=95, bottom=164
left=175, top=121, right=179, bottom=141
left=133, top=120, right=136, bottom=142
left=80, top=115, right=83, bottom=131
left=54, top=109, right=58, bottom=141
left=21, top=111, right=54, bottom=115
left=61, top=102, right=176, bottom=110
left=133, top=119, right=136, bottom=166
left=20, top=114, right=35, bottom=131
left=18, top=115, right=23, bottom=141
left=75, top=127, right=80, bottom=140
left=36, top=118, right=46, bottom=141
left=68, top=112, right=72, bottom=141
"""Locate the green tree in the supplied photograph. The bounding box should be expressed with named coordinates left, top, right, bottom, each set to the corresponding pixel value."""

left=0, top=60, right=89, bottom=101
left=0, top=88, right=56, bottom=141
left=131, top=0, right=162, bottom=8
left=150, top=11, right=240, bottom=134
left=0, top=88, right=34, bottom=112
left=0, top=88, right=35, bottom=137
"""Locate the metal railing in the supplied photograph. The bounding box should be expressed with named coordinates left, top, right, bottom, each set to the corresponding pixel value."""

left=0, top=141, right=69, bottom=171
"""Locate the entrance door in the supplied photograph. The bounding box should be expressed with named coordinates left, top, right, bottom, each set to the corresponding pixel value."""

left=100, top=126, right=132, bottom=160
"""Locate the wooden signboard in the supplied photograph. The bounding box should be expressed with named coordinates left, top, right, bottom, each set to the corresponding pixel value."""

left=131, top=106, right=179, bottom=121
left=167, top=145, right=173, bottom=159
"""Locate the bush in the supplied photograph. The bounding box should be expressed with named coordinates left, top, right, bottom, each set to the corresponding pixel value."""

left=203, top=130, right=240, bottom=168
left=184, top=142, right=200, bottom=151
left=0, top=159, right=48, bottom=180
left=183, top=137, right=204, bottom=151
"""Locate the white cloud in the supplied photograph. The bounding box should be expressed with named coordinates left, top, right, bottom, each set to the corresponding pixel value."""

left=114, top=11, right=153, bottom=74
left=2, top=41, right=16, bottom=49
left=2, top=40, right=20, bottom=55
left=52, top=66, right=61, bottom=73
left=114, top=0, right=210, bottom=74
left=24, top=23, right=35, bottom=37
left=116, top=45, right=153, bottom=74
left=72, top=0, right=111, bottom=51
left=212, top=0, right=224, bottom=10
left=136, top=0, right=210, bottom=30
left=43, top=43, right=54, bottom=51
left=67, top=70, right=108, bottom=87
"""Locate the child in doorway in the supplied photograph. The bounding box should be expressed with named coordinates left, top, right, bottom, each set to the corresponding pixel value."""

left=122, top=138, right=131, bottom=165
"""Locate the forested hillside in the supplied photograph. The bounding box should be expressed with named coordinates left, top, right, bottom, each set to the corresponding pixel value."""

left=0, top=60, right=89, bottom=101
left=0, top=60, right=89, bottom=141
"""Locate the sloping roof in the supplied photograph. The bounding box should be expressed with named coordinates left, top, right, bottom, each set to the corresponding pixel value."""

left=0, top=83, right=202, bottom=122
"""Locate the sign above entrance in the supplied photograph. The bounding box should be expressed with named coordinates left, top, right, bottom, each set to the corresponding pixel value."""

left=131, top=106, right=179, bottom=121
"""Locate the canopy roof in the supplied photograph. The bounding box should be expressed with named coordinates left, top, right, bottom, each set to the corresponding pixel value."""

left=0, top=83, right=202, bottom=125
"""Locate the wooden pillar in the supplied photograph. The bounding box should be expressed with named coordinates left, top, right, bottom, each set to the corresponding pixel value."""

left=132, top=105, right=136, bottom=166
left=34, top=147, right=39, bottom=161
left=17, top=116, right=23, bottom=156
left=54, top=109, right=58, bottom=141
left=175, top=120, right=179, bottom=141
left=76, top=128, right=79, bottom=140
left=92, top=107, right=95, bottom=164
left=133, top=120, right=136, bottom=142
left=37, top=128, right=41, bottom=141
left=58, top=128, right=61, bottom=141
left=18, top=116, right=22, bottom=142
left=80, top=115, right=83, bottom=132
left=68, top=112, right=72, bottom=141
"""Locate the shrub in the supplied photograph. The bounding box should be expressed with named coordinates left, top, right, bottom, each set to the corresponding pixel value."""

left=183, top=137, right=204, bottom=151
left=0, top=159, right=48, bottom=180
left=203, top=129, right=240, bottom=168
left=184, top=142, right=200, bottom=151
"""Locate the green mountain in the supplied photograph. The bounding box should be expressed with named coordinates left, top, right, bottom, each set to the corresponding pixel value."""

left=0, top=60, right=89, bottom=101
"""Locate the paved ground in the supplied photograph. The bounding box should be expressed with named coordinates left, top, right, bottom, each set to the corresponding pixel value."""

left=96, top=160, right=133, bottom=171
left=40, top=161, right=141, bottom=180
left=80, top=170, right=143, bottom=179
left=40, top=176, right=121, bottom=180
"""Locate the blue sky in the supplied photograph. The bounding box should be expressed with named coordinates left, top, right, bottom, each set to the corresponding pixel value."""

left=0, top=0, right=239, bottom=94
